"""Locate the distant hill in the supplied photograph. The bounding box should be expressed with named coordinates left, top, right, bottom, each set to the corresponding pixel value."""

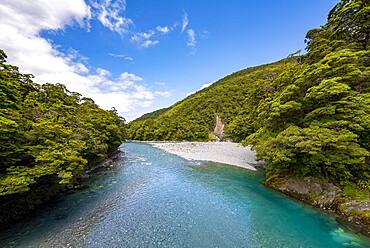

left=127, top=57, right=299, bottom=141
left=134, top=107, right=170, bottom=122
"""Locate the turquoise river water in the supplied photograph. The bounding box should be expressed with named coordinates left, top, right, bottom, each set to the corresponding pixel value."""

left=0, top=142, right=369, bottom=247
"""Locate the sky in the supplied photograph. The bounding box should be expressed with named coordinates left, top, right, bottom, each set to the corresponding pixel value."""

left=0, top=0, right=338, bottom=120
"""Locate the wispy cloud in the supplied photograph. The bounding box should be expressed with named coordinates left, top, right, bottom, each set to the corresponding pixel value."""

left=141, top=39, right=159, bottom=48
left=91, top=0, right=133, bottom=34
left=181, top=11, right=189, bottom=32
left=123, top=56, right=134, bottom=61
left=92, top=2, right=192, bottom=50
left=186, top=28, right=196, bottom=47
left=156, top=25, right=170, bottom=34
left=180, top=11, right=198, bottom=51
left=108, top=53, right=134, bottom=61
left=131, top=31, right=159, bottom=48
left=154, top=91, right=171, bottom=97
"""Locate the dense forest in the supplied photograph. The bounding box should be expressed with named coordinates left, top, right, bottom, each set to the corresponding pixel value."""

left=0, top=50, right=125, bottom=225
left=127, top=0, right=370, bottom=188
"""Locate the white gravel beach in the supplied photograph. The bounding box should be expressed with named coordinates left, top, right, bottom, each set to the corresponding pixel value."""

left=149, top=142, right=261, bottom=170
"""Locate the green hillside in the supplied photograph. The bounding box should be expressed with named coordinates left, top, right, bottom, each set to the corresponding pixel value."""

left=127, top=58, right=300, bottom=141
left=127, top=0, right=370, bottom=187
left=134, top=107, right=170, bottom=122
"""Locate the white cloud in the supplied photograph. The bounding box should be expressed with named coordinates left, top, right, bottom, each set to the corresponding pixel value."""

left=133, top=31, right=154, bottom=40
left=120, top=71, right=143, bottom=82
left=179, top=12, right=197, bottom=50
left=0, top=0, right=168, bottom=120
left=96, top=67, right=111, bottom=77
left=92, top=72, right=143, bottom=93
left=108, top=52, right=134, bottom=61
left=108, top=52, right=125, bottom=58
left=186, top=28, right=196, bottom=47
left=156, top=25, right=170, bottom=33
left=131, top=31, right=159, bottom=48
left=74, top=63, right=90, bottom=74
left=141, top=40, right=159, bottom=48
left=181, top=12, right=189, bottom=32
left=0, top=0, right=90, bottom=33
left=154, top=91, right=171, bottom=97
left=186, top=82, right=212, bottom=97
left=91, top=0, right=132, bottom=34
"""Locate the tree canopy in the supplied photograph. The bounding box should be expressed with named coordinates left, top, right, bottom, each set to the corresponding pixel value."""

left=0, top=51, right=125, bottom=196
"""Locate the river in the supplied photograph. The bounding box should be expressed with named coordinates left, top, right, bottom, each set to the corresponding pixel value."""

left=0, top=142, right=369, bottom=247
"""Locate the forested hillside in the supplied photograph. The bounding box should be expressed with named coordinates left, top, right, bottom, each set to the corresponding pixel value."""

left=0, top=50, right=125, bottom=225
left=127, top=0, right=370, bottom=188
left=127, top=58, right=298, bottom=141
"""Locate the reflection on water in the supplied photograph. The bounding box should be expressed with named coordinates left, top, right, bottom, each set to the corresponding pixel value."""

left=0, top=142, right=369, bottom=247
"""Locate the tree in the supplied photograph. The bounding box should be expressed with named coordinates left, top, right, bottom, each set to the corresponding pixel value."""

left=0, top=50, right=126, bottom=196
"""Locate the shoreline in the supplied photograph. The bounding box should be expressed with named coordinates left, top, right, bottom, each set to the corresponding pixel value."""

left=266, top=176, right=370, bottom=238
left=0, top=148, right=123, bottom=231
left=143, top=141, right=370, bottom=238
left=146, top=141, right=262, bottom=171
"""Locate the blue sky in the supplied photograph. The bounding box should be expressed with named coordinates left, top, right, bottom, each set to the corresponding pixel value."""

left=0, top=0, right=338, bottom=120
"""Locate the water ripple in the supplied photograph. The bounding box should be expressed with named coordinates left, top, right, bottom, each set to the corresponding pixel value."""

left=0, top=142, right=369, bottom=248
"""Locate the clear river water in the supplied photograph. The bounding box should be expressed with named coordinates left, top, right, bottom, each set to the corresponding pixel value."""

left=0, top=142, right=369, bottom=247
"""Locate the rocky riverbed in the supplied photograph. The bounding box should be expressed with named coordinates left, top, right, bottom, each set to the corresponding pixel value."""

left=149, top=141, right=262, bottom=170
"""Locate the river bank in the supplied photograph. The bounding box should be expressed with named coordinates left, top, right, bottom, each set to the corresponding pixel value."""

left=266, top=175, right=370, bottom=237
left=149, top=141, right=370, bottom=238
left=0, top=149, right=123, bottom=230
left=148, top=141, right=262, bottom=170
